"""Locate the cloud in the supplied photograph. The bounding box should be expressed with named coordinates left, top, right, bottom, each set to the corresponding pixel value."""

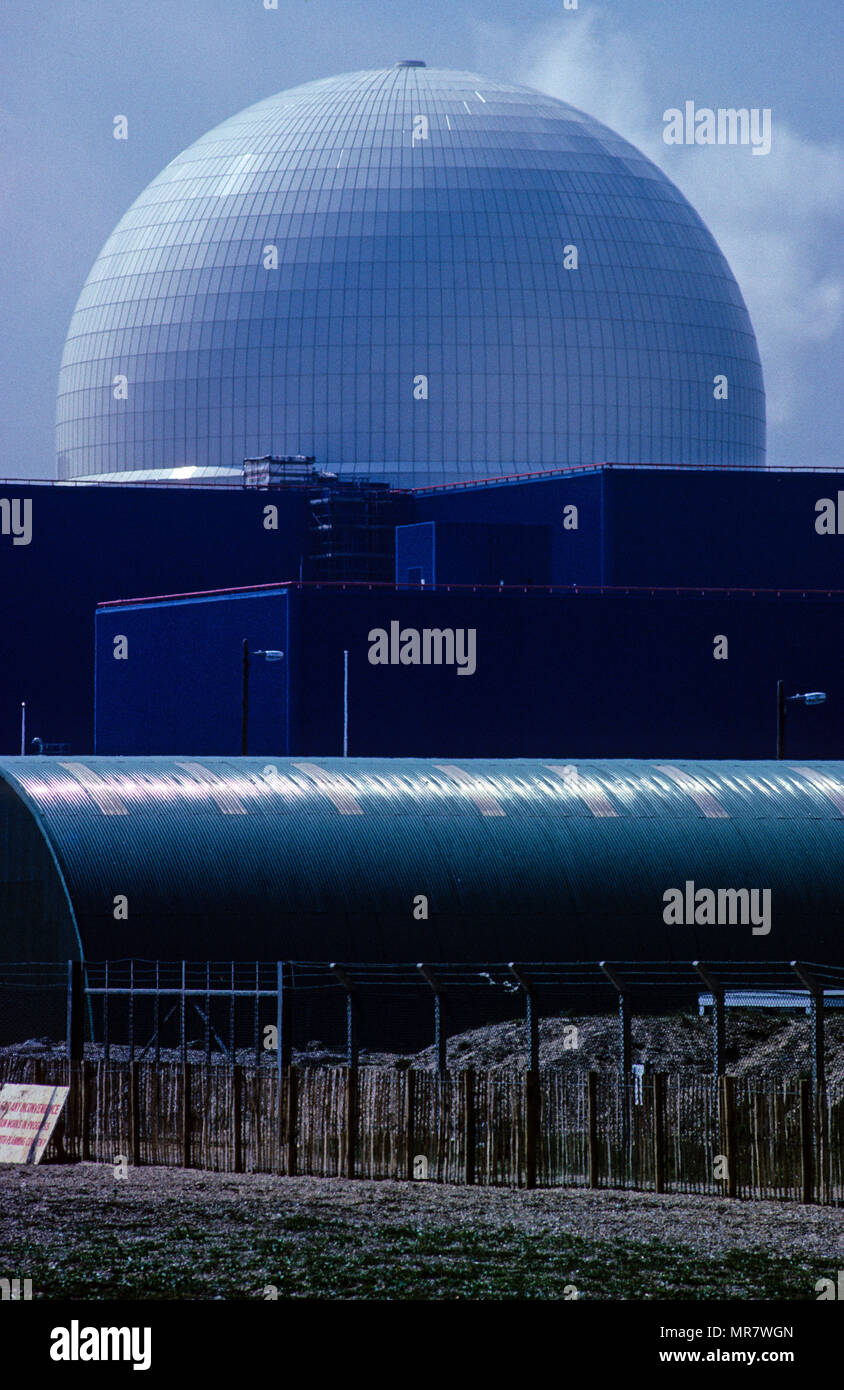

left=474, top=8, right=844, bottom=433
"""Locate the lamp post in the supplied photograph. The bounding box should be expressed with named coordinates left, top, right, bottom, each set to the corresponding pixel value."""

left=776, top=681, right=827, bottom=759
left=241, top=639, right=284, bottom=755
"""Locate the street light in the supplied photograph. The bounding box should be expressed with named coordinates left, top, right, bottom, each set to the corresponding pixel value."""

left=776, top=680, right=827, bottom=759
left=241, top=639, right=284, bottom=755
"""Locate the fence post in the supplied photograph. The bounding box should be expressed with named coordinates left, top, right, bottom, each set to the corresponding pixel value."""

left=276, top=962, right=292, bottom=1078
left=128, top=960, right=135, bottom=1063
left=405, top=1068, right=416, bottom=1181
left=129, top=1060, right=141, bottom=1168
left=792, top=966, right=826, bottom=1205
left=719, top=1075, right=737, bottom=1198
left=792, top=963, right=825, bottom=1093
left=694, top=963, right=725, bottom=1081
left=154, top=962, right=161, bottom=1068
left=799, top=1077, right=813, bottom=1204
left=253, top=962, right=261, bottom=1069
left=103, top=961, right=110, bottom=1066
left=205, top=961, right=212, bottom=1066
left=276, top=963, right=293, bottom=1175
left=509, top=964, right=540, bottom=1188
left=182, top=1061, right=192, bottom=1169
left=752, top=1090, right=765, bottom=1198
left=330, top=965, right=358, bottom=1179
left=417, top=964, right=447, bottom=1073
left=345, top=1064, right=357, bottom=1180
left=330, top=965, right=359, bottom=1069
left=66, top=960, right=84, bottom=1064
left=587, top=1071, right=599, bottom=1188
left=508, top=964, right=539, bottom=1072
left=600, top=963, right=631, bottom=1077
left=463, top=1068, right=475, bottom=1186
left=653, top=1072, right=666, bottom=1194
left=180, top=960, right=188, bottom=1068
left=81, top=1059, right=94, bottom=1162
left=525, top=1069, right=538, bottom=1189
left=286, top=1066, right=298, bottom=1177
left=233, top=1064, right=243, bottom=1174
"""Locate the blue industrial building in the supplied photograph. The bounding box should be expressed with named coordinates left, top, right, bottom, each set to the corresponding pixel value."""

left=95, top=580, right=843, bottom=761
left=3, top=465, right=842, bottom=759
left=3, top=755, right=843, bottom=966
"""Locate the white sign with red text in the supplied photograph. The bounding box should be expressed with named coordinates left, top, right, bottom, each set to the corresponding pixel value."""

left=0, top=1082, right=69, bottom=1163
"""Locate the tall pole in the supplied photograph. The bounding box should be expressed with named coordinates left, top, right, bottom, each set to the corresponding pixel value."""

left=19, top=701, right=25, bottom=756
left=241, top=639, right=249, bottom=756
left=776, top=679, right=785, bottom=760
left=342, top=649, right=349, bottom=757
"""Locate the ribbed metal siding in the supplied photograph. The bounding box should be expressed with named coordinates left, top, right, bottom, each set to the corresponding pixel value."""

left=0, top=777, right=81, bottom=962
left=0, top=758, right=841, bottom=964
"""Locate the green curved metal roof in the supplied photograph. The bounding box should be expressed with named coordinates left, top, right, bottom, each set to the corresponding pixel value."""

left=1, top=756, right=842, bottom=964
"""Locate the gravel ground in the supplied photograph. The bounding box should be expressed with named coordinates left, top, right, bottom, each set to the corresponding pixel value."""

left=2, top=1162, right=844, bottom=1301
left=3, top=1162, right=841, bottom=1258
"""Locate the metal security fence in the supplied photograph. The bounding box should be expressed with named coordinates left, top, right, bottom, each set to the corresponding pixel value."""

left=4, top=960, right=844, bottom=1083
left=1, top=1056, right=842, bottom=1204
left=1, top=960, right=844, bottom=1082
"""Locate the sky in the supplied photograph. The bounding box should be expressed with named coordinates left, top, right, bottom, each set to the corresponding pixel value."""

left=1, top=0, right=841, bottom=478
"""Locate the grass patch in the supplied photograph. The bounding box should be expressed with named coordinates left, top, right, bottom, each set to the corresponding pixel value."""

left=1, top=1206, right=831, bottom=1300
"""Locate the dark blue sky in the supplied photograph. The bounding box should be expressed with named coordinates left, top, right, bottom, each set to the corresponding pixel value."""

left=2, top=0, right=841, bottom=476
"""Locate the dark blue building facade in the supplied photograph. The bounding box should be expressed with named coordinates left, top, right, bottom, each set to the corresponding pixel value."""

left=95, top=581, right=844, bottom=761
left=4, top=467, right=844, bottom=759
left=410, top=467, right=844, bottom=589
left=0, top=482, right=313, bottom=754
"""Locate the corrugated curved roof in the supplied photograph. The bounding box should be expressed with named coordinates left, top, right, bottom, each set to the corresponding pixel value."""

left=1, top=757, right=842, bottom=963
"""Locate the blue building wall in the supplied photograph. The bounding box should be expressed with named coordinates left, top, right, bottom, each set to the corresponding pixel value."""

left=602, top=470, right=844, bottom=589
left=96, top=589, right=291, bottom=756
left=0, top=484, right=310, bottom=754
left=396, top=521, right=552, bottom=587
left=412, top=473, right=605, bottom=585
left=413, top=469, right=844, bottom=589
left=96, top=584, right=844, bottom=761
left=7, top=469, right=844, bottom=760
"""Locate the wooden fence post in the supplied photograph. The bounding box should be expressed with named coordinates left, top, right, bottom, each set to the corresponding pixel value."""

left=233, top=1064, right=243, bottom=1174
left=64, top=1061, right=80, bottom=1160
left=129, top=1060, right=141, bottom=1168
left=81, top=1059, right=94, bottom=1162
left=525, top=1069, right=539, bottom=1189
left=653, top=1072, right=665, bottom=1195
left=752, top=1091, right=764, bottom=1198
left=286, top=1066, right=298, bottom=1176
left=182, top=1061, right=192, bottom=1169
left=799, top=1078, right=813, bottom=1205
left=587, top=1071, right=599, bottom=1188
left=345, top=1065, right=357, bottom=1180
left=405, top=1068, right=416, bottom=1180
left=463, top=1068, right=475, bottom=1185
left=818, top=1084, right=830, bottom=1207
left=719, top=1076, right=737, bottom=1198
